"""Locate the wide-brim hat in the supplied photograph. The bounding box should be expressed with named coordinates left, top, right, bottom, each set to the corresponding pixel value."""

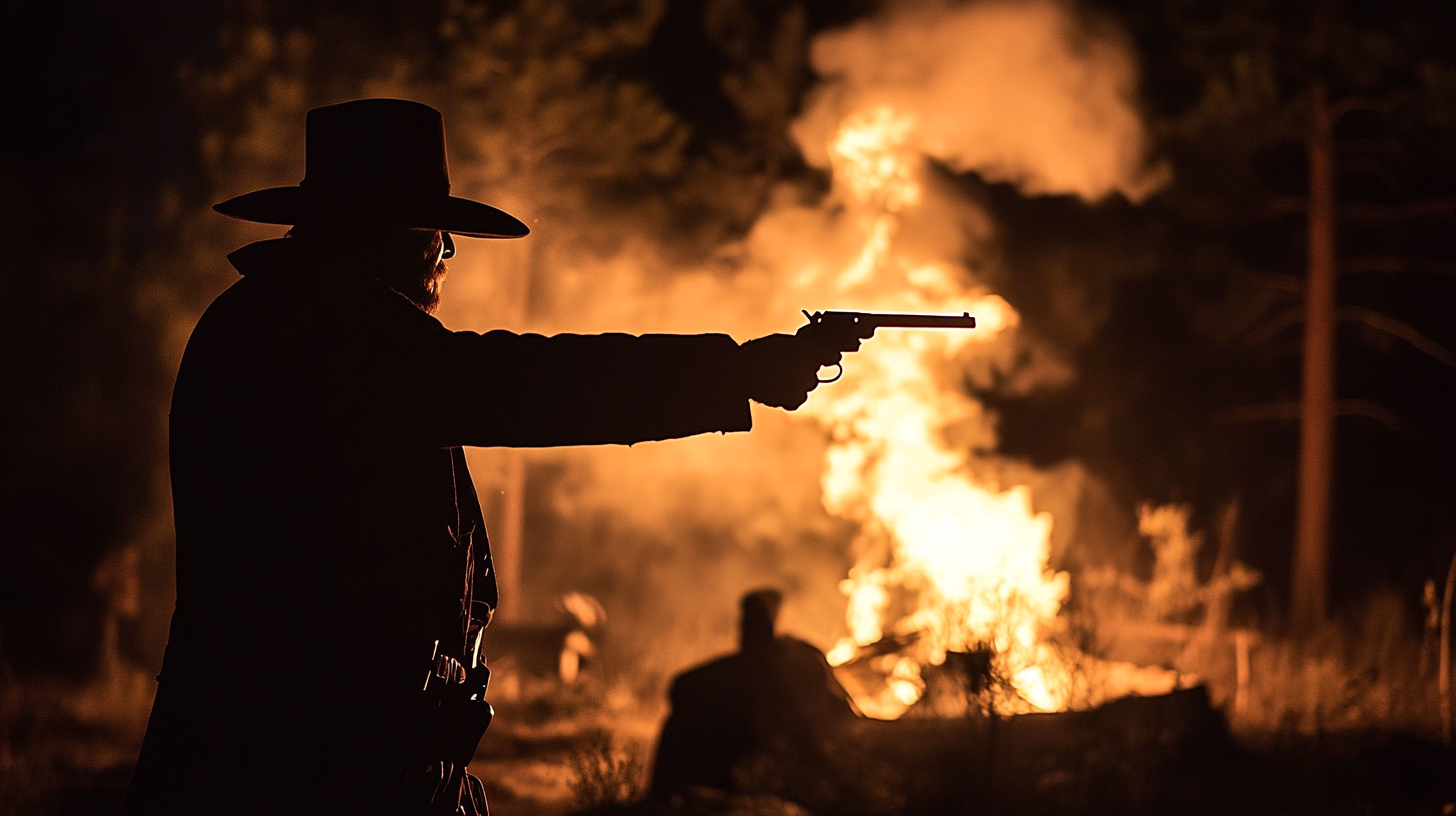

left=213, top=98, right=528, bottom=239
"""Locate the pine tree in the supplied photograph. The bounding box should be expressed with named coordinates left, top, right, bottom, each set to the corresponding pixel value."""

left=1127, top=0, right=1456, bottom=632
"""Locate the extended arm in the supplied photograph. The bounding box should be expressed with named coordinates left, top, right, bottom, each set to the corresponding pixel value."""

left=423, top=329, right=754, bottom=447
left=326, top=286, right=854, bottom=447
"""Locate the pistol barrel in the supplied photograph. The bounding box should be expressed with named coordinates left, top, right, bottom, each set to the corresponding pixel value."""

left=807, top=310, right=977, bottom=330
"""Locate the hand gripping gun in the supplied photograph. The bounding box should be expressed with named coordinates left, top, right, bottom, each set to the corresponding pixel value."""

left=798, top=310, right=977, bottom=382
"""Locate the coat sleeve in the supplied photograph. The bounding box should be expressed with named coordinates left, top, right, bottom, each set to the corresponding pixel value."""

left=405, top=318, right=754, bottom=448
left=222, top=240, right=755, bottom=449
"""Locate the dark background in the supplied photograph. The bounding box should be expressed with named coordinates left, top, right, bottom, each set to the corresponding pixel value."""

left=3, top=0, right=1453, bottom=681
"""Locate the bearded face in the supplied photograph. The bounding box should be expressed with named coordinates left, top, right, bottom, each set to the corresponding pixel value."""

left=375, top=229, right=449, bottom=314
left=289, top=225, right=451, bottom=314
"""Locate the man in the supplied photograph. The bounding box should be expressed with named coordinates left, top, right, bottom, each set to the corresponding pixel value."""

left=122, top=99, right=845, bottom=815
left=650, top=589, right=859, bottom=809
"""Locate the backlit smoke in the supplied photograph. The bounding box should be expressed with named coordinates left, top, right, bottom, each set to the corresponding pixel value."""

left=794, top=0, right=1168, bottom=202
left=459, top=0, right=1173, bottom=703
left=174, top=1, right=1171, bottom=693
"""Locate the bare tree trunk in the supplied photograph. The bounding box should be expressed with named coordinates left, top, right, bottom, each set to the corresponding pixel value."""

left=1440, top=546, right=1454, bottom=745
left=1206, top=497, right=1241, bottom=634
left=1293, top=80, right=1337, bottom=635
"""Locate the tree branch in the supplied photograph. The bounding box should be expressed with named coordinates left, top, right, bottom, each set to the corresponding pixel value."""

left=1211, top=401, right=1299, bottom=424
left=1328, top=90, right=1411, bottom=122
left=1342, top=199, right=1456, bottom=220
left=1338, top=306, right=1456, bottom=369
left=1333, top=138, right=1392, bottom=155
left=1340, top=256, right=1456, bottom=278
left=1211, top=399, right=1405, bottom=431
left=1241, top=306, right=1305, bottom=349
left=1334, top=157, right=1399, bottom=191
left=1333, top=399, right=1408, bottom=433
left=1251, top=195, right=1307, bottom=219
left=1247, top=272, right=1304, bottom=294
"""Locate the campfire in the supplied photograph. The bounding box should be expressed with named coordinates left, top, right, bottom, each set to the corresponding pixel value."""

left=797, top=103, right=1155, bottom=719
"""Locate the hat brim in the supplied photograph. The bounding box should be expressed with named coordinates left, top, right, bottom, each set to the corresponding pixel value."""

left=213, top=186, right=530, bottom=239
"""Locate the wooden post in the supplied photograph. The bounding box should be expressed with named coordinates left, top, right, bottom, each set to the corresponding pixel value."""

left=1206, top=498, right=1241, bottom=634
left=1440, top=547, right=1455, bottom=745
left=1292, top=79, right=1337, bottom=635
left=1233, top=629, right=1252, bottom=720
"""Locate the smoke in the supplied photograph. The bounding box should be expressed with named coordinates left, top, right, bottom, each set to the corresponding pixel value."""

left=432, top=0, right=1168, bottom=683
left=794, top=0, right=1168, bottom=202
left=118, top=0, right=1165, bottom=687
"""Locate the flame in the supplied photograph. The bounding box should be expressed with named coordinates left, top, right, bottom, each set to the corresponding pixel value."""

left=830, top=106, right=923, bottom=214
left=801, top=105, right=1078, bottom=718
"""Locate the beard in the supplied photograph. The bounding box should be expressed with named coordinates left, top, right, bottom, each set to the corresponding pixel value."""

left=382, top=256, right=447, bottom=314
left=371, top=229, right=448, bottom=314
left=289, top=225, right=451, bottom=313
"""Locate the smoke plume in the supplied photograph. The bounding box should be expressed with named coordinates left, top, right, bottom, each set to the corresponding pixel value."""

left=795, top=0, right=1167, bottom=202
left=462, top=0, right=1168, bottom=685
left=135, top=0, right=1166, bottom=687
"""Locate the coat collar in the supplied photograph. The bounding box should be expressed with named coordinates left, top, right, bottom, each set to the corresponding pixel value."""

left=227, top=238, right=304, bottom=276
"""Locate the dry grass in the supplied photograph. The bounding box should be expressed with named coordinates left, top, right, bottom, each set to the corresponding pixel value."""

left=1198, top=592, right=1444, bottom=737
left=567, top=731, right=649, bottom=810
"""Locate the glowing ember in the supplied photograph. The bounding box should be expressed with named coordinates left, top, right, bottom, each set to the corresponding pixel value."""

left=803, top=106, right=1077, bottom=718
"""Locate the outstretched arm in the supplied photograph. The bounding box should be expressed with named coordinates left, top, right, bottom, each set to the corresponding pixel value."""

left=415, top=327, right=842, bottom=447
left=427, top=329, right=751, bottom=447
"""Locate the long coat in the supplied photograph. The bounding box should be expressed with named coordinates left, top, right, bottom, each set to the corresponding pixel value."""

left=124, top=238, right=753, bottom=814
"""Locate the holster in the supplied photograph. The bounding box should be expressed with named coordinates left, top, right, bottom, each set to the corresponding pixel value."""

left=411, top=661, right=494, bottom=815
left=430, top=666, right=494, bottom=765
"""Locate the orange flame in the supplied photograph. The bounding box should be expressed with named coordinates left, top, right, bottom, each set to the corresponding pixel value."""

left=801, top=106, right=1079, bottom=718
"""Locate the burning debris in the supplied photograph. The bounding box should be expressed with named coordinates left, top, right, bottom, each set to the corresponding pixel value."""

left=779, top=84, right=1175, bottom=720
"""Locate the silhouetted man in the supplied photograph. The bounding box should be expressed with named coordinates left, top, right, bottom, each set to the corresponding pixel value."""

left=123, top=99, right=843, bottom=815
left=651, top=589, right=858, bottom=807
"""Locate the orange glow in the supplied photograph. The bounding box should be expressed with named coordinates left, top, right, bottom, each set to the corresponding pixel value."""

left=798, top=106, right=1081, bottom=718
left=419, top=0, right=1181, bottom=709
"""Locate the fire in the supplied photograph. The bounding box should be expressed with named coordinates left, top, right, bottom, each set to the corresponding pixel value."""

left=803, top=106, right=1077, bottom=718
left=830, top=106, right=922, bottom=213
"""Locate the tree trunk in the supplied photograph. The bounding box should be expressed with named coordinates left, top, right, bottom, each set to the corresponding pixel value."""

left=1293, top=80, right=1337, bottom=635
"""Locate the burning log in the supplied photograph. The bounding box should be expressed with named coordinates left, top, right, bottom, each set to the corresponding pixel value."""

left=834, top=632, right=925, bottom=668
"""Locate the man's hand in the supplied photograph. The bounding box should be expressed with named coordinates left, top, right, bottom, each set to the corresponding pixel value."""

left=740, top=333, right=856, bottom=410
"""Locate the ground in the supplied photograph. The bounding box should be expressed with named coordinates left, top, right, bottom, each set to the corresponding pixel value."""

left=2, top=666, right=1452, bottom=815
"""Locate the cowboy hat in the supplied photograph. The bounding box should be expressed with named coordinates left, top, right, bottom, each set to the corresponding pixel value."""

left=213, top=98, right=528, bottom=239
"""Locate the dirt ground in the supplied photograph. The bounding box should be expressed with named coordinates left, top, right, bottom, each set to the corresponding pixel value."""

left=4, top=673, right=1452, bottom=816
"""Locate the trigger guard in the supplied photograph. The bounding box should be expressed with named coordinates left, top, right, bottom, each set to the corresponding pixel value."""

left=817, top=363, right=844, bottom=384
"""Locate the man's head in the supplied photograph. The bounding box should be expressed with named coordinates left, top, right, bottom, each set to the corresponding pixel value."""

left=739, top=588, right=784, bottom=652
left=289, top=223, right=453, bottom=313
left=213, top=99, right=528, bottom=292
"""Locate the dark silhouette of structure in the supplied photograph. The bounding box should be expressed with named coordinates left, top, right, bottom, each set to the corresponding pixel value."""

left=122, top=99, right=843, bottom=815
left=650, top=589, right=858, bottom=806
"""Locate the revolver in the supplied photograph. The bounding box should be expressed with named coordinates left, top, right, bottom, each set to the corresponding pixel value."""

left=798, top=310, right=977, bottom=382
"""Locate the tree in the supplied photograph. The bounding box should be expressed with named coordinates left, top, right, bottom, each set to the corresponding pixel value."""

left=1122, top=0, right=1456, bottom=632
